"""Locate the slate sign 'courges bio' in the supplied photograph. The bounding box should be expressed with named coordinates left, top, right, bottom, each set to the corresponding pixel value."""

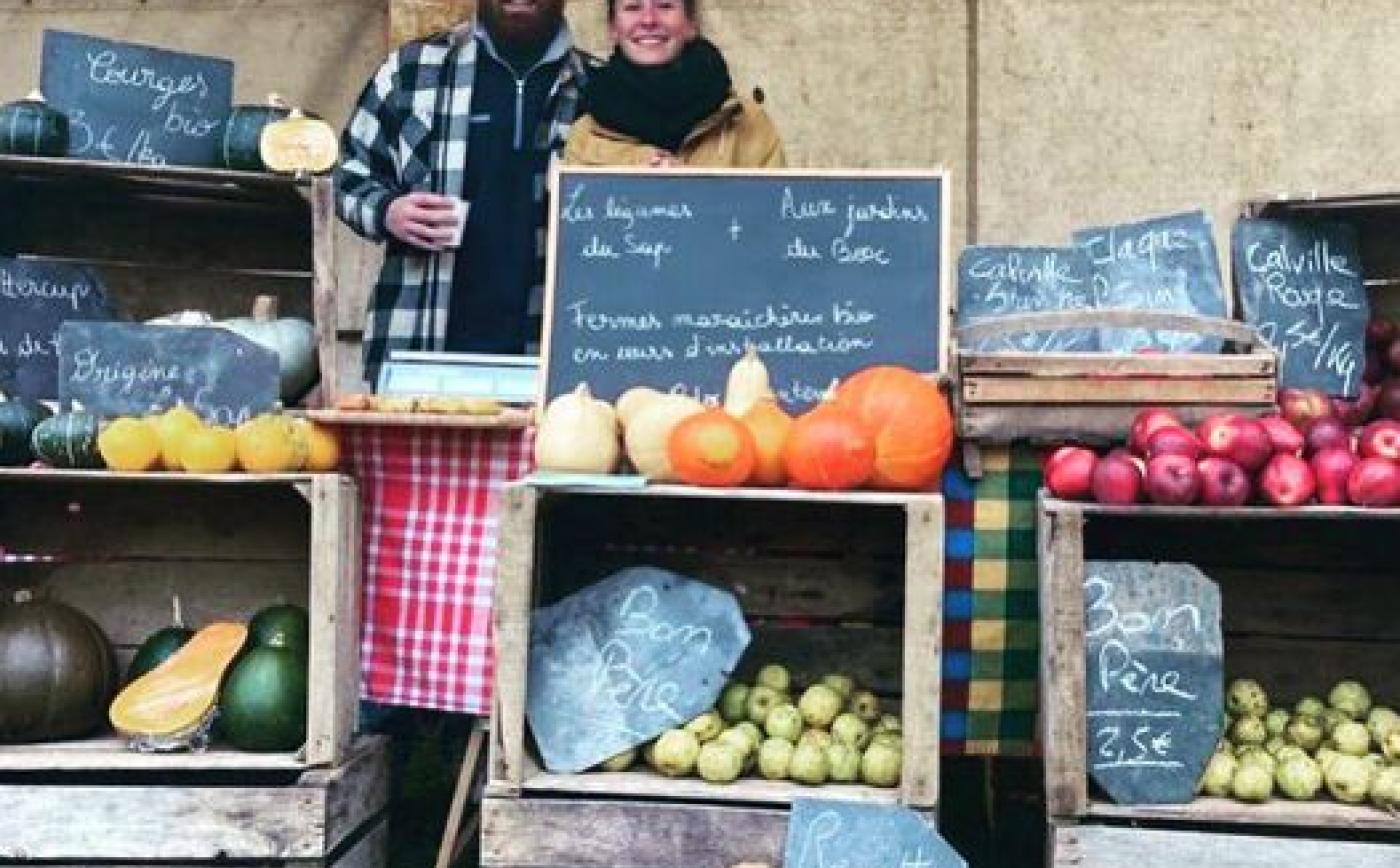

left=526, top=566, right=750, bottom=774
left=956, top=245, right=1096, bottom=352
left=1232, top=218, right=1368, bottom=397
left=59, top=322, right=278, bottom=425
left=545, top=168, right=948, bottom=411
left=784, top=799, right=967, bottom=868
left=1073, top=211, right=1228, bottom=353
left=41, top=30, right=234, bottom=167
left=1084, top=561, right=1223, bottom=806
left=0, top=257, right=117, bottom=401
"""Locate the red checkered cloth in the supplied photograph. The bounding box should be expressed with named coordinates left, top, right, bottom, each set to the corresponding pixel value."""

left=343, top=425, right=534, bottom=714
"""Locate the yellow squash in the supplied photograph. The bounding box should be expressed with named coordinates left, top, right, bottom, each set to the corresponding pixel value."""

left=108, top=622, right=248, bottom=738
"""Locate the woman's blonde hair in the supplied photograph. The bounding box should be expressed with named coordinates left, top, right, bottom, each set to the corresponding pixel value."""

left=607, top=0, right=698, bottom=19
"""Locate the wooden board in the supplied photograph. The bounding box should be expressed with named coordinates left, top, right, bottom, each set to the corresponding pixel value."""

left=959, top=403, right=1276, bottom=443
left=959, top=353, right=1274, bottom=376
left=962, top=376, right=1274, bottom=404
left=1051, top=823, right=1400, bottom=868
left=307, top=408, right=534, bottom=429
left=0, top=736, right=301, bottom=772
left=1085, top=798, right=1400, bottom=833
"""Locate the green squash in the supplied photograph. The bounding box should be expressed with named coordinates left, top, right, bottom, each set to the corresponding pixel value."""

left=220, top=296, right=318, bottom=404
left=31, top=412, right=103, bottom=469
left=248, top=603, right=309, bottom=655
left=220, top=101, right=291, bottom=172
left=219, top=646, right=308, bottom=752
left=0, top=398, right=53, bottom=466
left=126, top=626, right=196, bottom=682
left=0, top=92, right=69, bottom=157
left=0, top=590, right=117, bottom=743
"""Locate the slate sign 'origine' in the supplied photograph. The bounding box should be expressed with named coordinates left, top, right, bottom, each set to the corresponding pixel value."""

left=41, top=30, right=234, bottom=167
left=956, top=245, right=1097, bottom=352
left=1232, top=218, right=1368, bottom=397
left=1073, top=211, right=1228, bottom=353
left=1084, top=561, right=1223, bottom=806
left=0, top=258, right=117, bottom=400
left=527, top=566, right=750, bottom=774
left=59, top=322, right=278, bottom=425
left=545, top=168, right=948, bottom=411
left=785, top=799, right=967, bottom=868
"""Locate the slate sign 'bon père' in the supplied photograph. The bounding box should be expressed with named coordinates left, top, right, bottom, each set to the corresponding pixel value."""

left=526, top=566, right=750, bottom=774
left=0, top=257, right=116, bottom=400
left=1084, top=561, right=1223, bottom=806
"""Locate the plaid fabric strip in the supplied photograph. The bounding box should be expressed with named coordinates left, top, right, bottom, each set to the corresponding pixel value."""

left=345, top=425, right=533, bottom=714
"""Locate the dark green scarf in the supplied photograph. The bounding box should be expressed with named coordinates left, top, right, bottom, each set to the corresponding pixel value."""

left=581, top=37, right=733, bottom=153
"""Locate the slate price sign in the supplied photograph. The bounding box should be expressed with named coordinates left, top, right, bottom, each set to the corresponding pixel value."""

left=0, top=257, right=116, bottom=400
left=526, top=566, right=751, bottom=774
left=1084, top=561, right=1223, bottom=805
left=956, top=245, right=1097, bottom=352
left=784, top=799, right=967, bottom=868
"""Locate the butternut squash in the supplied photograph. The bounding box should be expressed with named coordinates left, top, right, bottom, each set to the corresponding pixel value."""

left=109, top=622, right=247, bottom=739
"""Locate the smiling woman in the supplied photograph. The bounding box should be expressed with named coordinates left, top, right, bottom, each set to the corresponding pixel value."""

left=564, top=0, right=786, bottom=168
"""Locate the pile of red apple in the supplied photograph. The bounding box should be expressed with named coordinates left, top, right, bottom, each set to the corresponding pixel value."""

left=1331, top=316, right=1400, bottom=425
left=1045, top=406, right=1400, bottom=509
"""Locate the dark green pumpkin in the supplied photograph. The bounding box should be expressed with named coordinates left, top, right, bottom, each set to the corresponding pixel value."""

left=31, top=412, right=102, bottom=469
left=219, top=646, right=307, bottom=752
left=126, top=626, right=196, bottom=682
left=248, top=603, right=309, bottom=655
left=0, top=398, right=53, bottom=466
left=0, top=92, right=70, bottom=157
left=0, top=590, right=117, bottom=743
left=220, top=104, right=291, bottom=171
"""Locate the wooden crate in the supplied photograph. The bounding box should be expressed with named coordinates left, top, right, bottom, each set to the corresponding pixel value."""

left=0, top=735, right=388, bottom=866
left=1038, top=495, right=1400, bottom=848
left=1049, top=819, right=1398, bottom=868
left=483, top=484, right=944, bottom=868
left=0, top=469, right=362, bottom=768
left=956, top=310, right=1277, bottom=444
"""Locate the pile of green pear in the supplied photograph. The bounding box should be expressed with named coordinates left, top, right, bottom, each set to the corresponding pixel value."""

left=595, top=664, right=903, bottom=787
left=1198, top=678, right=1400, bottom=810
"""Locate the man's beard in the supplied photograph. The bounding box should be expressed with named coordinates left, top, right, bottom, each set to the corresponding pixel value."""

left=481, top=2, right=562, bottom=51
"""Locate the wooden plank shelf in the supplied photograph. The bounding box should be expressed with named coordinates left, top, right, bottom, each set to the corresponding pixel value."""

left=0, top=468, right=337, bottom=486
left=1084, top=798, right=1400, bottom=834
left=0, top=153, right=310, bottom=200
left=0, top=734, right=302, bottom=773
left=1043, top=495, right=1400, bottom=521
left=308, top=408, right=534, bottom=429
left=1051, top=823, right=1399, bottom=868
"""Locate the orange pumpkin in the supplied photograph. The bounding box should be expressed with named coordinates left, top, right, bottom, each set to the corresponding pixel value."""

left=834, top=366, right=953, bottom=491
left=783, top=398, right=875, bottom=491
left=668, top=408, right=757, bottom=488
left=741, top=397, right=793, bottom=487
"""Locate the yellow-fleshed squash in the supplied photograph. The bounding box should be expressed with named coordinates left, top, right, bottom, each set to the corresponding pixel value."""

left=109, top=622, right=248, bottom=739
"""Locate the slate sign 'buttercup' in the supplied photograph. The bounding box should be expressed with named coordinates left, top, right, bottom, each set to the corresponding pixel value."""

left=1073, top=211, right=1228, bottom=353
left=1232, top=218, right=1368, bottom=397
left=526, top=566, right=750, bottom=774
left=59, top=322, right=278, bottom=425
left=1084, top=561, right=1223, bottom=806
left=0, top=257, right=117, bottom=400
left=545, top=168, right=948, bottom=411
left=956, top=245, right=1097, bottom=352
left=784, top=799, right=967, bottom=868
left=41, top=30, right=233, bottom=167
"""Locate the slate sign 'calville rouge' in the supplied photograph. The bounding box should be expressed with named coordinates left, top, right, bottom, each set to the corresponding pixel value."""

left=0, top=257, right=116, bottom=400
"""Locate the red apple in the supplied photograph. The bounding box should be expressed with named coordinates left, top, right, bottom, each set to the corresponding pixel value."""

left=1348, top=457, right=1400, bottom=507
left=1257, top=453, right=1317, bottom=507
left=1358, top=420, right=1400, bottom=461
left=1197, top=457, right=1252, bottom=507
left=1278, top=387, right=1336, bottom=431
left=1145, top=454, right=1201, bottom=505
left=1304, top=417, right=1352, bottom=455
left=1145, top=426, right=1203, bottom=460
left=1365, top=349, right=1386, bottom=385
left=1367, top=318, right=1397, bottom=347
left=1197, top=414, right=1273, bottom=472
left=1129, top=408, right=1185, bottom=456
left=1045, top=446, right=1099, bottom=501
left=1378, top=379, right=1400, bottom=421
left=1311, top=447, right=1359, bottom=506
left=1389, top=337, right=1400, bottom=373
left=1092, top=454, right=1143, bottom=505
left=1332, top=382, right=1380, bottom=427
left=1256, top=415, right=1305, bottom=456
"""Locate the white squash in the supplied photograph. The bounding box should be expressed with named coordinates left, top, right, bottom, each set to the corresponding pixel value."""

left=723, top=344, right=772, bottom=417
left=219, top=296, right=319, bottom=403
left=624, top=393, right=704, bottom=481
left=616, top=386, right=663, bottom=428
left=534, top=383, right=620, bottom=473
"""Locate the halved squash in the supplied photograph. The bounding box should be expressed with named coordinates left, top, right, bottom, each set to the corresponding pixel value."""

left=259, top=109, right=338, bottom=175
left=108, top=622, right=247, bottom=738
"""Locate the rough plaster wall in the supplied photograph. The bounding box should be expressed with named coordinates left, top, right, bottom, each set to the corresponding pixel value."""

left=975, top=0, right=1400, bottom=267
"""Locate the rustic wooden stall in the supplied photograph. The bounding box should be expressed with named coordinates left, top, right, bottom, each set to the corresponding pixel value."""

left=481, top=483, right=945, bottom=868
left=1038, top=495, right=1400, bottom=867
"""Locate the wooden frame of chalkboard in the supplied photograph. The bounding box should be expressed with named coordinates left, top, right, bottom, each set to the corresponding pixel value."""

left=483, top=483, right=944, bottom=867
left=1039, top=495, right=1400, bottom=843
left=541, top=166, right=952, bottom=410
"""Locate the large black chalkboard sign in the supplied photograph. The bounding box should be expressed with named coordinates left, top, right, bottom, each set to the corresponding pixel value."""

left=785, top=799, right=966, bottom=868
left=956, top=246, right=1096, bottom=352
left=526, top=566, right=750, bottom=774
left=1084, top=561, right=1223, bottom=806
left=544, top=168, right=948, bottom=410
left=1073, top=211, right=1228, bottom=353
left=59, top=322, right=278, bottom=424
left=1232, top=218, right=1367, bottom=397
left=41, top=30, right=233, bottom=167
left=0, top=257, right=117, bottom=400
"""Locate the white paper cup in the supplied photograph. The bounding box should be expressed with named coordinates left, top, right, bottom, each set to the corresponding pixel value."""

left=445, top=197, right=467, bottom=248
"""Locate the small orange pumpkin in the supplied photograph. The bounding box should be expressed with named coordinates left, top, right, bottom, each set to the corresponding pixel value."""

left=741, top=397, right=793, bottom=487
left=668, top=407, right=757, bottom=488
left=834, top=366, right=953, bottom=491
left=784, top=391, right=875, bottom=491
